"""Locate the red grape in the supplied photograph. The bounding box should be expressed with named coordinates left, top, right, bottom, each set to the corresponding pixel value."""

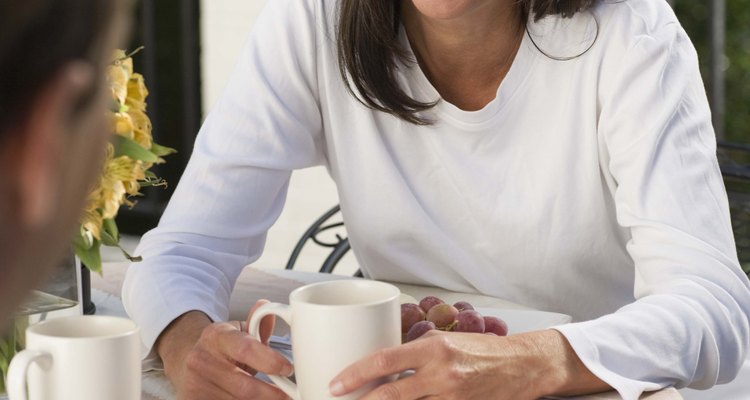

left=453, top=301, right=474, bottom=312
left=405, top=295, right=511, bottom=338
left=483, top=316, right=508, bottom=336
left=426, top=303, right=459, bottom=329
left=406, top=320, right=436, bottom=342
left=454, top=310, right=485, bottom=333
left=401, top=303, right=426, bottom=333
left=419, top=296, right=444, bottom=313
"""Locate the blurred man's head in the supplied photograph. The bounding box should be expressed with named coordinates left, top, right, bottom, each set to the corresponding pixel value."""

left=0, top=0, right=129, bottom=322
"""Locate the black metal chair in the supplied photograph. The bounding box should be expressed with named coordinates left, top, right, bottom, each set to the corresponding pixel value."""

left=718, top=141, right=750, bottom=277
left=285, top=205, right=362, bottom=276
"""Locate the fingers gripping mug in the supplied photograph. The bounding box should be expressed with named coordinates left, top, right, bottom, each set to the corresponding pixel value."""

left=7, top=315, right=141, bottom=400
left=249, top=280, right=401, bottom=400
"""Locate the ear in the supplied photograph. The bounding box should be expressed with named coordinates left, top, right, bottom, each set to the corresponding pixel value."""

left=14, top=61, right=95, bottom=229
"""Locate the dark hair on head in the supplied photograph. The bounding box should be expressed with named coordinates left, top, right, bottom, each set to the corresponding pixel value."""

left=0, top=0, right=117, bottom=135
left=525, top=0, right=597, bottom=21
left=337, top=0, right=597, bottom=125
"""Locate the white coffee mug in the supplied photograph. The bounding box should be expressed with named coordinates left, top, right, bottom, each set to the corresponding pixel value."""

left=7, top=315, right=141, bottom=400
left=249, top=280, right=401, bottom=400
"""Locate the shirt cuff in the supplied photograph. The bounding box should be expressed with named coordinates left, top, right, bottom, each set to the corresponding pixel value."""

left=552, top=323, right=663, bottom=400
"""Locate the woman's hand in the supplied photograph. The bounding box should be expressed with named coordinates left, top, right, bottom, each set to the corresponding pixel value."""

left=329, top=329, right=610, bottom=400
left=157, top=300, right=292, bottom=400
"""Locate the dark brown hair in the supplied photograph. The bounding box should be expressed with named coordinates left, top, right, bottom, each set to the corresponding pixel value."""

left=337, top=0, right=597, bottom=125
left=0, top=0, right=117, bottom=134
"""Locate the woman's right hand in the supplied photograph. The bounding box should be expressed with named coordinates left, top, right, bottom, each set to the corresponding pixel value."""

left=157, top=300, right=292, bottom=400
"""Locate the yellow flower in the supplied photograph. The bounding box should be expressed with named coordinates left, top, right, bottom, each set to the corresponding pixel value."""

left=123, top=178, right=141, bottom=196
left=81, top=207, right=103, bottom=241
left=99, top=156, right=147, bottom=218
left=81, top=144, right=113, bottom=240
left=127, top=109, right=153, bottom=150
left=126, top=73, right=148, bottom=111
left=113, top=112, right=134, bottom=139
left=83, top=143, right=147, bottom=232
left=114, top=49, right=134, bottom=76
left=107, top=50, right=134, bottom=105
left=77, top=48, right=174, bottom=271
left=89, top=50, right=154, bottom=229
left=100, top=180, right=128, bottom=220
left=108, top=73, right=129, bottom=106
left=108, top=67, right=128, bottom=105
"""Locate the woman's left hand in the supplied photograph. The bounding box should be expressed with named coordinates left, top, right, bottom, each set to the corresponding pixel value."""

left=330, top=328, right=610, bottom=400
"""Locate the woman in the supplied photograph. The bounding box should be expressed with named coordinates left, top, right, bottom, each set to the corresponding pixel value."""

left=123, top=0, right=750, bottom=399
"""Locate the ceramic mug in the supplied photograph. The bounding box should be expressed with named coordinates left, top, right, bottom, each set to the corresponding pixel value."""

left=7, top=315, right=140, bottom=400
left=249, top=280, right=401, bottom=400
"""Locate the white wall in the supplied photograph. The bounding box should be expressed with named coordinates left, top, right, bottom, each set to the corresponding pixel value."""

left=200, top=1, right=264, bottom=113
left=199, top=1, right=356, bottom=274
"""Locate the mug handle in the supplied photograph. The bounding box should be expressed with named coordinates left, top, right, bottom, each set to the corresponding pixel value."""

left=248, top=302, right=298, bottom=400
left=7, top=349, right=52, bottom=400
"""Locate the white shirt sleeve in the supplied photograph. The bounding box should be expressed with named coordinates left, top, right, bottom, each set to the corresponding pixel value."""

left=554, top=22, right=750, bottom=399
left=122, top=0, right=324, bottom=356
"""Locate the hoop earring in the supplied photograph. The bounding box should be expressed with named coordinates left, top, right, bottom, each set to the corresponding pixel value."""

left=525, top=9, right=600, bottom=62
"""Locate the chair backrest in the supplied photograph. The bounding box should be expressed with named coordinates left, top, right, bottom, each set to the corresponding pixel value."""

left=286, top=205, right=361, bottom=276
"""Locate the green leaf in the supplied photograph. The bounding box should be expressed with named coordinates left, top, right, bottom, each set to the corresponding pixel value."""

left=14, top=317, right=28, bottom=350
left=102, top=218, right=120, bottom=245
left=100, top=229, right=118, bottom=247
left=150, top=142, right=177, bottom=157
left=72, top=229, right=89, bottom=250
left=73, top=237, right=102, bottom=274
left=75, top=226, right=94, bottom=250
left=144, top=170, right=157, bottom=179
left=112, top=135, right=159, bottom=163
left=0, top=335, right=12, bottom=359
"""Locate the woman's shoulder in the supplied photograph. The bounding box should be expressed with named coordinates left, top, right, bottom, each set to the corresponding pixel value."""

left=525, top=0, right=681, bottom=64
left=593, top=0, right=681, bottom=45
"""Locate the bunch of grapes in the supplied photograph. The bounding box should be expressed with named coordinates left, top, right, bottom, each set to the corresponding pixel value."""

left=401, top=296, right=508, bottom=343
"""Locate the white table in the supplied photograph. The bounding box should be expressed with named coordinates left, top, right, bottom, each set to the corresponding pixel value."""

left=92, top=262, right=682, bottom=400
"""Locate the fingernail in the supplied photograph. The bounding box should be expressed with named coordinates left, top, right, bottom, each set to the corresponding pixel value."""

left=282, top=364, right=294, bottom=377
left=329, top=380, right=344, bottom=396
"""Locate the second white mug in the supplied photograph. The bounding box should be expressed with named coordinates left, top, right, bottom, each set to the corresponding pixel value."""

left=249, top=279, right=401, bottom=400
left=7, top=315, right=141, bottom=400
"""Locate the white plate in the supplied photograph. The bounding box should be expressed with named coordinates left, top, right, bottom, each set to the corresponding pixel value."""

left=476, top=307, right=572, bottom=335
left=399, top=293, right=419, bottom=304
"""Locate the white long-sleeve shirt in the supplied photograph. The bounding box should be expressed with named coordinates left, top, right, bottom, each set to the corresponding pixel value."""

left=122, top=0, right=750, bottom=398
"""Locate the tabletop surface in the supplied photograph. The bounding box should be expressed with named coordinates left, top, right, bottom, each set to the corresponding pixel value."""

left=92, top=262, right=683, bottom=400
